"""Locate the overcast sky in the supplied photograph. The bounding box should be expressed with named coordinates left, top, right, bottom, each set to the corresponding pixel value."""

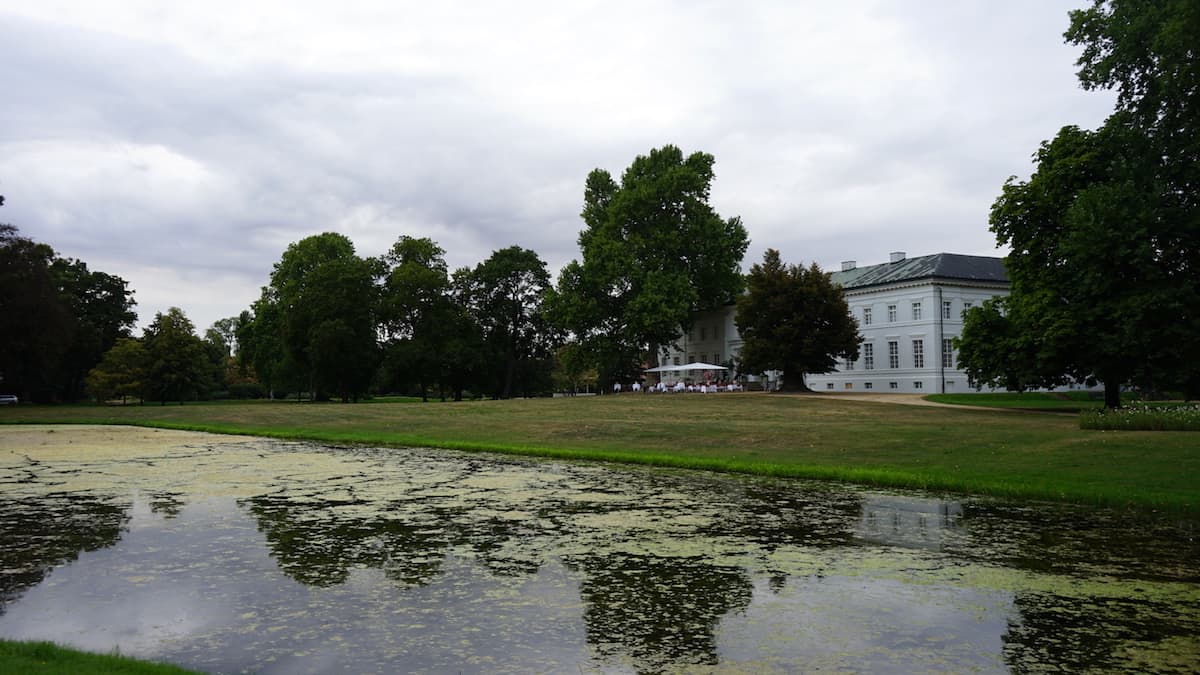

left=1, top=1, right=1116, bottom=333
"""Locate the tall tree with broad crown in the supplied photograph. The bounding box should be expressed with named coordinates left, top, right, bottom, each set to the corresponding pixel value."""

left=455, top=246, right=558, bottom=399
left=734, top=249, right=860, bottom=391
left=378, top=236, right=482, bottom=401
left=266, top=232, right=378, bottom=401
left=959, top=1, right=1199, bottom=406
left=546, top=145, right=749, bottom=388
left=143, top=307, right=209, bottom=404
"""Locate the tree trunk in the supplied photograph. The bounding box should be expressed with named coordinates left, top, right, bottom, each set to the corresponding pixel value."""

left=778, top=373, right=811, bottom=392
left=1104, top=379, right=1121, bottom=409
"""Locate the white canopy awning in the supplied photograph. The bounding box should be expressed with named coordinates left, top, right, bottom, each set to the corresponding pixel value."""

left=645, top=362, right=728, bottom=372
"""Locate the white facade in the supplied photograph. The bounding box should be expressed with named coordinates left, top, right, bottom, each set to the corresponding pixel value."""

left=659, top=252, right=1006, bottom=393
left=656, top=305, right=757, bottom=385
left=803, top=270, right=1006, bottom=394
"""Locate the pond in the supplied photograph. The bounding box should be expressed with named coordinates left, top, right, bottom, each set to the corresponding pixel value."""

left=0, top=425, right=1197, bottom=673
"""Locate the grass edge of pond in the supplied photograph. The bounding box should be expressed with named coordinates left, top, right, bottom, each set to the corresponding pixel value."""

left=0, top=639, right=203, bottom=675
left=5, top=416, right=1187, bottom=514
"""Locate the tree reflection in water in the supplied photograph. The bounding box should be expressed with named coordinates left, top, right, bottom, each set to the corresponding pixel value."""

left=0, top=494, right=129, bottom=613
left=569, top=553, right=753, bottom=670
left=242, top=494, right=449, bottom=588
left=0, top=430, right=1196, bottom=673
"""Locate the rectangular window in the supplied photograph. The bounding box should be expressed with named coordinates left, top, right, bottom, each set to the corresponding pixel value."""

left=912, top=302, right=922, bottom=321
left=942, top=301, right=952, bottom=319
left=888, top=341, right=899, bottom=369
left=688, top=353, right=695, bottom=363
left=845, top=382, right=854, bottom=390
left=942, top=338, right=954, bottom=368
left=713, top=352, right=720, bottom=364
left=863, top=343, right=874, bottom=370
left=844, top=356, right=854, bottom=371
left=863, top=307, right=872, bottom=325
left=889, top=381, right=899, bottom=390
left=700, top=326, right=707, bottom=340
left=913, top=339, right=924, bottom=368
left=699, top=354, right=707, bottom=364
left=887, top=305, right=897, bottom=322
left=961, top=301, right=973, bottom=317
left=914, top=381, right=924, bottom=390
left=864, top=382, right=873, bottom=390
left=673, top=356, right=680, bottom=366
left=826, top=383, right=834, bottom=390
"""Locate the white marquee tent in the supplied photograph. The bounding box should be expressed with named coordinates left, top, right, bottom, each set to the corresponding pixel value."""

left=644, top=362, right=728, bottom=373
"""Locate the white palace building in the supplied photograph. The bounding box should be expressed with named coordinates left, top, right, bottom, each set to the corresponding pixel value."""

left=662, top=252, right=1015, bottom=394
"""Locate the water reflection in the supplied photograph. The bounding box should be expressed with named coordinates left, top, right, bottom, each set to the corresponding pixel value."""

left=570, top=553, right=752, bottom=670
left=858, top=495, right=965, bottom=551
left=0, top=426, right=1196, bottom=673
left=0, top=494, right=129, bottom=612
left=243, top=494, right=448, bottom=587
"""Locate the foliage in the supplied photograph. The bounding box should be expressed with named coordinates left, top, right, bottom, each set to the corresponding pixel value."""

left=735, top=249, right=859, bottom=391
left=959, top=2, right=1200, bottom=408
left=85, top=337, right=147, bottom=404
left=142, top=308, right=209, bottom=404
left=0, top=224, right=135, bottom=402
left=266, top=233, right=378, bottom=402
left=0, top=224, right=72, bottom=400
left=1081, top=404, right=1200, bottom=431
left=546, top=145, right=749, bottom=387
left=51, top=258, right=138, bottom=401
left=551, top=342, right=598, bottom=394
left=454, top=246, right=559, bottom=398
left=377, top=236, right=457, bottom=400
left=236, top=298, right=292, bottom=399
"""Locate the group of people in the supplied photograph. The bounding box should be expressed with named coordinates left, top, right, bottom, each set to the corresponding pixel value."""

left=613, top=380, right=744, bottom=394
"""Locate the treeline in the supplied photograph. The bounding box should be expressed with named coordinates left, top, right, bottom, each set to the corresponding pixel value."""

left=0, top=222, right=137, bottom=403
left=2, top=144, right=859, bottom=404
left=236, top=233, right=560, bottom=402
left=0, top=224, right=564, bottom=404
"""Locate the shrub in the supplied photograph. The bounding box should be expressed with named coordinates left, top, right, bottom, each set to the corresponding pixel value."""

left=1080, top=404, right=1200, bottom=431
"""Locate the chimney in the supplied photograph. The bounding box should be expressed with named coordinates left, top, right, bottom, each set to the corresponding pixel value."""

left=841, top=260, right=856, bottom=271
left=889, top=251, right=906, bottom=263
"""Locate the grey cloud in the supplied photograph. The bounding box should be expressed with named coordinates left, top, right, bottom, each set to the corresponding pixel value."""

left=1, top=2, right=1120, bottom=330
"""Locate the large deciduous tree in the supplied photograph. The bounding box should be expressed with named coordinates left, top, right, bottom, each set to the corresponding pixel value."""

left=378, top=236, right=483, bottom=401
left=455, top=246, right=558, bottom=399
left=143, top=307, right=209, bottom=404
left=267, top=233, right=378, bottom=402
left=0, top=223, right=135, bottom=402
left=53, top=258, right=138, bottom=401
left=734, top=250, right=860, bottom=391
left=546, top=145, right=749, bottom=388
left=86, top=337, right=147, bottom=404
left=0, top=224, right=72, bottom=400
left=958, top=1, right=1200, bottom=407
left=237, top=296, right=293, bottom=399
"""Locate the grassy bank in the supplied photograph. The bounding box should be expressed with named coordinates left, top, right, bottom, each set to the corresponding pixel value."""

left=2, top=394, right=1196, bottom=511
left=923, top=391, right=1103, bottom=410
left=0, top=640, right=200, bottom=675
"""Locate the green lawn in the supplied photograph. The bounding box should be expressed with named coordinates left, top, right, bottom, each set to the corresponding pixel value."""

left=924, top=391, right=1104, bottom=410
left=2, top=393, right=1196, bottom=511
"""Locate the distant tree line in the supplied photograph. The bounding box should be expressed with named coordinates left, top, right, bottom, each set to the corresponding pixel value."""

left=0, top=222, right=137, bottom=402
left=1, top=146, right=865, bottom=405
left=235, top=233, right=561, bottom=402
